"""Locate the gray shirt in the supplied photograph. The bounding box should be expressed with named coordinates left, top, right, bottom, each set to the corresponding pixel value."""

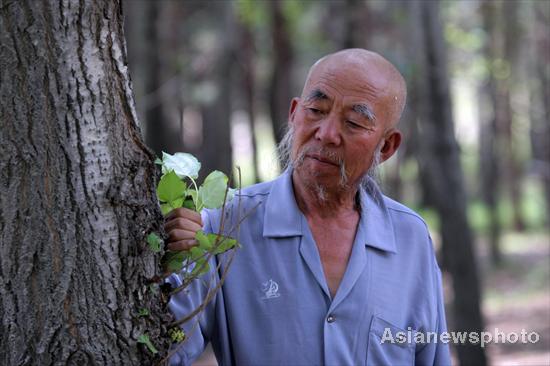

left=168, top=169, right=451, bottom=365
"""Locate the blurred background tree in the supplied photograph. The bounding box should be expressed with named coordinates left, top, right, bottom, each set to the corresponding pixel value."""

left=124, top=1, right=549, bottom=365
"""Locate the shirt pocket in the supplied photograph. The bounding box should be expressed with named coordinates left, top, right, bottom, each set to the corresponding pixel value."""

left=366, top=316, right=415, bottom=366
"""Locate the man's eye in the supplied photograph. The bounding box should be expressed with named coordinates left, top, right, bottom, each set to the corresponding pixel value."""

left=346, top=121, right=373, bottom=132
left=346, top=120, right=362, bottom=129
left=307, top=108, right=322, bottom=115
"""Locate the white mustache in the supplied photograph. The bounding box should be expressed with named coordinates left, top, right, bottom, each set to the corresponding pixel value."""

left=295, top=146, right=343, bottom=167
left=293, top=145, right=349, bottom=188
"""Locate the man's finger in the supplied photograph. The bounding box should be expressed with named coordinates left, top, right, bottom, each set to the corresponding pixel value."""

left=165, top=207, right=203, bottom=226
left=164, top=217, right=203, bottom=233
left=166, top=239, right=198, bottom=251
left=167, top=229, right=197, bottom=242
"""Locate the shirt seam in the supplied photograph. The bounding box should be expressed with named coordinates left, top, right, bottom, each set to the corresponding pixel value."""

left=234, top=191, right=270, bottom=198
left=387, top=206, right=429, bottom=229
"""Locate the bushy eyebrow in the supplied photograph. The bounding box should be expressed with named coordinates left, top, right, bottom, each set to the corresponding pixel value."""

left=305, top=88, right=376, bottom=122
left=305, top=88, right=330, bottom=102
left=352, top=104, right=376, bottom=122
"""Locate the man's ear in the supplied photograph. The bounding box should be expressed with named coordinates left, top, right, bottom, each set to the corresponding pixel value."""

left=288, top=98, right=300, bottom=126
left=379, top=129, right=402, bottom=163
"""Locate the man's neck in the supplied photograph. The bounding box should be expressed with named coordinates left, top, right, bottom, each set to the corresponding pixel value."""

left=291, top=171, right=359, bottom=219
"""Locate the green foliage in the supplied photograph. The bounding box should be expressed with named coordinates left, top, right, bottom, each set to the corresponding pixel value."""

left=196, top=230, right=213, bottom=250
left=146, top=233, right=163, bottom=253
left=156, top=152, right=234, bottom=213
left=196, top=231, right=239, bottom=254
left=157, top=170, right=187, bottom=207
left=199, top=170, right=229, bottom=209
left=137, top=334, right=158, bottom=354
left=155, top=152, right=240, bottom=274
left=282, top=0, right=306, bottom=31
left=213, top=236, right=239, bottom=255
left=236, top=0, right=267, bottom=28
left=137, top=308, right=150, bottom=317
left=168, top=328, right=186, bottom=343
left=142, top=152, right=242, bottom=354
left=162, top=250, right=189, bottom=273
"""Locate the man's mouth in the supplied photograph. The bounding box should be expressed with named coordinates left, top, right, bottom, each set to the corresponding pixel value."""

left=306, top=154, right=339, bottom=166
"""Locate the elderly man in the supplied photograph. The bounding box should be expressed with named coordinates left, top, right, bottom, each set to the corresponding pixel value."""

left=165, top=49, right=451, bottom=365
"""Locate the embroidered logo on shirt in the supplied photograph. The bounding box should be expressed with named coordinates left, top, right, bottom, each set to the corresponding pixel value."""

left=261, top=279, right=281, bottom=299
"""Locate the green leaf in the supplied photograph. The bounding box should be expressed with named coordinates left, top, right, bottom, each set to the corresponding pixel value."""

left=157, top=170, right=186, bottom=204
left=212, top=234, right=239, bottom=255
left=191, top=257, right=210, bottom=276
left=171, top=197, right=184, bottom=209
left=187, top=189, right=201, bottom=211
left=137, top=308, right=150, bottom=317
left=182, top=198, right=196, bottom=210
left=162, top=251, right=188, bottom=272
left=189, top=246, right=205, bottom=261
left=161, top=203, right=172, bottom=215
left=137, top=334, right=158, bottom=354
left=199, top=170, right=228, bottom=209
left=195, top=230, right=213, bottom=251
left=146, top=232, right=163, bottom=253
left=188, top=246, right=211, bottom=276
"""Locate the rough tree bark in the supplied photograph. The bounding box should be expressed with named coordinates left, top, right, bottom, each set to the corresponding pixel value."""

left=0, top=1, right=168, bottom=364
left=406, top=1, right=487, bottom=365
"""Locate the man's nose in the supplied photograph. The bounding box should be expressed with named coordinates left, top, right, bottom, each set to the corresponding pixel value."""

left=314, top=115, right=342, bottom=146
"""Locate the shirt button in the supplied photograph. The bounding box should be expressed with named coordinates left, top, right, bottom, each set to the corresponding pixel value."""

left=327, top=314, right=336, bottom=323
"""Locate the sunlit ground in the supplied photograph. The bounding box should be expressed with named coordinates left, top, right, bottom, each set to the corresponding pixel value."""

left=446, top=231, right=550, bottom=366
left=480, top=232, right=550, bottom=366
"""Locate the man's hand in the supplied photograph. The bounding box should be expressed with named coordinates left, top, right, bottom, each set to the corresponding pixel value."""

left=164, top=208, right=203, bottom=251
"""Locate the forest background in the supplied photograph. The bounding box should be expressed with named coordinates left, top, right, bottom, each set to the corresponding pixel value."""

left=124, top=1, right=549, bottom=365
left=0, top=0, right=548, bottom=365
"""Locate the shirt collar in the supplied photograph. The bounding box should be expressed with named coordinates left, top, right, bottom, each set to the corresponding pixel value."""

left=263, top=169, right=397, bottom=253
left=263, top=169, right=303, bottom=237
left=357, top=178, right=397, bottom=253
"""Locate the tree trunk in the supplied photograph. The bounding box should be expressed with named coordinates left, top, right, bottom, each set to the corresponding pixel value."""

left=269, top=0, right=293, bottom=149
left=529, top=1, right=550, bottom=227
left=406, top=1, right=487, bottom=365
left=500, top=0, right=525, bottom=232
left=199, top=0, right=234, bottom=179
left=342, top=0, right=368, bottom=49
left=0, top=1, right=167, bottom=364
left=479, top=0, right=503, bottom=265
left=142, top=0, right=184, bottom=156
left=238, top=18, right=260, bottom=183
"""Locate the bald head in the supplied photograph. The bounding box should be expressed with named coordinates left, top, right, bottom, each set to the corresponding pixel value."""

left=301, top=49, right=407, bottom=128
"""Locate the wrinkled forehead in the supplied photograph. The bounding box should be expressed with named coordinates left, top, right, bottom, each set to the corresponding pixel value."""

left=301, top=56, right=397, bottom=99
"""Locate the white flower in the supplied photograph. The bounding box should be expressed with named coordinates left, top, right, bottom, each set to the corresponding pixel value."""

left=161, top=152, right=201, bottom=179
